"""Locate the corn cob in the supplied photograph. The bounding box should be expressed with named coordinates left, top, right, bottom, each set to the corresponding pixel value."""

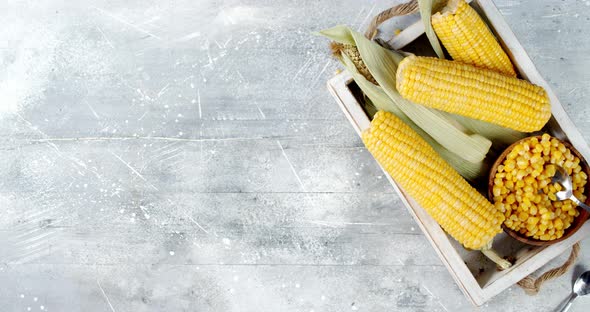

left=432, top=0, right=516, bottom=77
left=330, top=42, right=377, bottom=84
left=363, top=111, right=504, bottom=249
left=396, top=55, right=551, bottom=132
left=363, top=111, right=511, bottom=268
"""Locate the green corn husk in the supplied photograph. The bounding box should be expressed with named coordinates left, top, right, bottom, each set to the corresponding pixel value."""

left=362, top=98, right=379, bottom=118
left=320, top=25, right=492, bottom=164
left=418, top=0, right=447, bottom=59
left=451, top=114, right=527, bottom=147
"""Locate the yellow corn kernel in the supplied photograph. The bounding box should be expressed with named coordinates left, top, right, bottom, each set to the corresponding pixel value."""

left=505, top=180, right=514, bottom=190
left=541, top=212, right=553, bottom=220
left=545, top=165, right=556, bottom=177
left=554, top=218, right=564, bottom=230
left=524, top=176, right=535, bottom=185
left=539, top=223, right=548, bottom=232
left=495, top=202, right=506, bottom=213
left=506, top=172, right=514, bottom=181
left=493, top=186, right=502, bottom=197
left=523, top=185, right=534, bottom=194
left=506, top=194, right=516, bottom=204
left=517, top=159, right=529, bottom=169
left=557, top=228, right=565, bottom=236
left=541, top=133, right=551, bottom=141
left=538, top=179, right=549, bottom=189
left=578, top=192, right=587, bottom=202
left=573, top=173, right=584, bottom=184
left=525, top=223, right=536, bottom=232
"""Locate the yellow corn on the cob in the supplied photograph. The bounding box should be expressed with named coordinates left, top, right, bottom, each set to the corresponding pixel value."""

left=432, top=0, right=516, bottom=77
left=362, top=111, right=504, bottom=250
left=396, top=55, right=551, bottom=132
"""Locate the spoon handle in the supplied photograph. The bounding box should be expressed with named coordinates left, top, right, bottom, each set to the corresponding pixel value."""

left=571, top=196, right=590, bottom=213
left=558, top=293, right=577, bottom=312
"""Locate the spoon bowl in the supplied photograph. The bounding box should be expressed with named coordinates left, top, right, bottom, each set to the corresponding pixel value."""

left=573, top=270, right=590, bottom=296
left=553, top=166, right=574, bottom=201
left=559, top=270, right=590, bottom=312
left=552, top=165, right=590, bottom=213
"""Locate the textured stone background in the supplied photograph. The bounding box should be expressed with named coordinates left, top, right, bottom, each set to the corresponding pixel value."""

left=0, top=0, right=589, bottom=311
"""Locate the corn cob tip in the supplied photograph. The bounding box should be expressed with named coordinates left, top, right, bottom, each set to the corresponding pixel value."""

left=432, top=0, right=463, bottom=18
left=329, top=42, right=345, bottom=58
left=394, top=55, right=416, bottom=96
left=331, top=43, right=378, bottom=85
left=481, top=243, right=512, bottom=270
left=372, top=110, right=390, bottom=120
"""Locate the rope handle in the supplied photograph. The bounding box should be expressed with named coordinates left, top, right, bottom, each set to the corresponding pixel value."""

left=364, top=0, right=419, bottom=40
left=361, top=0, right=581, bottom=295
left=517, top=242, right=580, bottom=295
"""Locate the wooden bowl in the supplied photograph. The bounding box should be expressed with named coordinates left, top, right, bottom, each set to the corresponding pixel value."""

left=488, top=135, right=590, bottom=246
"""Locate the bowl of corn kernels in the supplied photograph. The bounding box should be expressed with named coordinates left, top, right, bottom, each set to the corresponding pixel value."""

left=488, top=134, right=590, bottom=246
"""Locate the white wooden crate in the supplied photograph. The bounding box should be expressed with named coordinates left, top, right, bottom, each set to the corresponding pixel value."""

left=327, top=0, right=590, bottom=306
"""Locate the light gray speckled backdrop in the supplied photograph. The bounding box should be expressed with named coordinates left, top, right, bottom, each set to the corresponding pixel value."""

left=0, top=0, right=589, bottom=311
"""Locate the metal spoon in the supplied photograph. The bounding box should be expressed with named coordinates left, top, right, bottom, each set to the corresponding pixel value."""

left=558, top=270, right=590, bottom=312
left=551, top=165, right=590, bottom=213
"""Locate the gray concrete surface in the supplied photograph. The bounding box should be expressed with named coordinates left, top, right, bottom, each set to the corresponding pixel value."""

left=0, top=0, right=589, bottom=311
